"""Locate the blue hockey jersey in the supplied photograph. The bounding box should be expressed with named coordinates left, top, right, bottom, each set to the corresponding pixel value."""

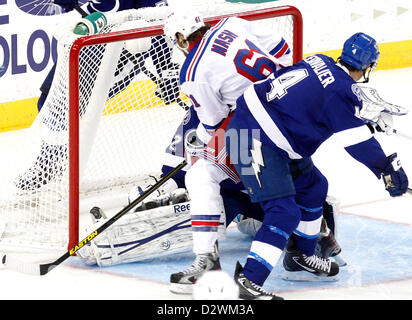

left=236, top=54, right=389, bottom=178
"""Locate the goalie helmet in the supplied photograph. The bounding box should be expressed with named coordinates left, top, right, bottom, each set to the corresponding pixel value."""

left=163, top=9, right=205, bottom=47
left=340, top=32, right=380, bottom=71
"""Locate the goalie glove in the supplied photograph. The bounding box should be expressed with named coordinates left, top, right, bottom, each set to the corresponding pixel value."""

left=73, top=12, right=107, bottom=36
left=356, top=85, right=408, bottom=135
left=381, top=153, right=408, bottom=197
left=356, top=86, right=408, bottom=116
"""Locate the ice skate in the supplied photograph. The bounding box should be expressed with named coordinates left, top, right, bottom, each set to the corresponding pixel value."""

left=234, top=262, right=283, bottom=300
left=282, top=241, right=339, bottom=282
left=315, top=218, right=347, bottom=266
left=170, top=245, right=221, bottom=294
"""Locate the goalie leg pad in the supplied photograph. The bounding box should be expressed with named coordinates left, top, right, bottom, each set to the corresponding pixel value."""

left=322, top=195, right=340, bottom=237
left=77, top=194, right=226, bottom=267
left=78, top=202, right=193, bottom=267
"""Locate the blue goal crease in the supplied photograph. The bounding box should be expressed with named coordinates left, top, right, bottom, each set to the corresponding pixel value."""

left=69, top=215, right=412, bottom=292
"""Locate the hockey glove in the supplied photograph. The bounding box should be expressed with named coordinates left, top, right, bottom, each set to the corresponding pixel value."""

left=381, top=153, right=408, bottom=197
left=365, top=112, right=394, bottom=135
left=375, top=113, right=394, bottom=134
left=184, top=129, right=205, bottom=157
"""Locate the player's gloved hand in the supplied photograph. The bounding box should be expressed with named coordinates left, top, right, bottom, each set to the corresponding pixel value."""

left=155, top=65, right=181, bottom=105
left=73, top=12, right=107, bottom=35
left=375, top=112, right=394, bottom=135
left=365, top=112, right=394, bottom=135
left=184, top=129, right=205, bottom=157
left=381, top=153, right=408, bottom=197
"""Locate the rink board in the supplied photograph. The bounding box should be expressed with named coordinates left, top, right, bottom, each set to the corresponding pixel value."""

left=67, top=213, right=412, bottom=294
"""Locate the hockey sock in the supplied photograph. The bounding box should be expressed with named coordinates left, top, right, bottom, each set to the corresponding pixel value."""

left=243, top=197, right=300, bottom=285
left=292, top=204, right=323, bottom=256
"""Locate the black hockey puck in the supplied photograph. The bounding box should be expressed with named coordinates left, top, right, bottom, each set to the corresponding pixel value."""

left=90, top=206, right=103, bottom=220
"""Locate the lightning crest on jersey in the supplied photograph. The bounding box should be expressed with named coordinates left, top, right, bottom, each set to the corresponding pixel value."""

left=250, top=138, right=265, bottom=188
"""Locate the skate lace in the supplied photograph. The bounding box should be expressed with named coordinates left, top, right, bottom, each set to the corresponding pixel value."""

left=182, top=255, right=209, bottom=274
left=304, top=255, right=331, bottom=272
left=249, top=280, right=275, bottom=296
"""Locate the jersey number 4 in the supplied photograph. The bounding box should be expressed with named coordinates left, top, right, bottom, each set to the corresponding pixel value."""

left=266, top=69, right=309, bottom=101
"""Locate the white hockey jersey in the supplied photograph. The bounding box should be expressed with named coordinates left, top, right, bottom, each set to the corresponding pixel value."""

left=179, top=17, right=292, bottom=143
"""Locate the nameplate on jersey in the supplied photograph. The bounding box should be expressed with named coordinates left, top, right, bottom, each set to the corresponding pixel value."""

left=304, top=55, right=335, bottom=88
left=211, top=30, right=238, bottom=57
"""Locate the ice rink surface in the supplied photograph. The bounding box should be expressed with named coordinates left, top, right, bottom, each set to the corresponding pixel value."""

left=0, top=67, right=412, bottom=303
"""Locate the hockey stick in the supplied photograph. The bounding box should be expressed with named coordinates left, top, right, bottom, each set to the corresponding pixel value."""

left=1, top=160, right=187, bottom=276
left=389, top=129, right=412, bottom=195
left=392, top=128, right=412, bottom=141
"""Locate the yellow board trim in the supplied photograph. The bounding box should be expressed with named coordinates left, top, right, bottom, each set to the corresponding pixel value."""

left=0, top=97, right=39, bottom=132
left=304, top=39, right=412, bottom=71
left=1, top=40, right=411, bottom=133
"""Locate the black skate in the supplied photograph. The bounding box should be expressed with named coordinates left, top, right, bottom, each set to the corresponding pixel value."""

left=170, top=248, right=221, bottom=294
left=282, top=243, right=339, bottom=282
left=234, top=262, right=283, bottom=300
left=315, top=218, right=347, bottom=266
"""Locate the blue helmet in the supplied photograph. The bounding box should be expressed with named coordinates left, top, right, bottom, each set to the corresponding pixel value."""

left=340, top=33, right=380, bottom=71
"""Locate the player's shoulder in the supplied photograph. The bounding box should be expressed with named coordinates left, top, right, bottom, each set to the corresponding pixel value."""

left=180, top=28, right=230, bottom=85
left=301, top=54, right=358, bottom=99
left=303, top=54, right=340, bottom=73
left=224, top=16, right=252, bottom=33
left=329, top=63, right=361, bottom=105
left=208, top=16, right=248, bottom=36
left=225, top=16, right=246, bottom=24
left=180, top=41, right=203, bottom=85
left=309, top=54, right=355, bottom=84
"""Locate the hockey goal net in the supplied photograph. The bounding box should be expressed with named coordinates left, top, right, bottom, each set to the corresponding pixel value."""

left=0, top=3, right=302, bottom=252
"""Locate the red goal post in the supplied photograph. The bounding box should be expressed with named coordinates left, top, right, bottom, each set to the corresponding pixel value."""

left=67, top=5, right=303, bottom=250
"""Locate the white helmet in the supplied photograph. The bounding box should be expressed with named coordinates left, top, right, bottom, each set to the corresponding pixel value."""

left=163, top=9, right=205, bottom=47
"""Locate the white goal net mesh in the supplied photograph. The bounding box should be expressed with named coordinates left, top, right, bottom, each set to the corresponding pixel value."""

left=0, top=2, right=301, bottom=252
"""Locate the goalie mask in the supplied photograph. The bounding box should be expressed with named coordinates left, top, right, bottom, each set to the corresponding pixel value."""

left=340, top=32, right=380, bottom=83
left=163, top=9, right=205, bottom=53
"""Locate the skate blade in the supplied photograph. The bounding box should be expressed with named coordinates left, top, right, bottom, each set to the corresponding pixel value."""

left=169, top=283, right=193, bottom=295
left=281, top=271, right=339, bottom=282
left=332, top=255, right=347, bottom=267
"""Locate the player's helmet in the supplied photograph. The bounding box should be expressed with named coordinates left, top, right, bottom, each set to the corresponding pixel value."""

left=340, top=32, right=380, bottom=71
left=163, top=9, right=205, bottom=47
